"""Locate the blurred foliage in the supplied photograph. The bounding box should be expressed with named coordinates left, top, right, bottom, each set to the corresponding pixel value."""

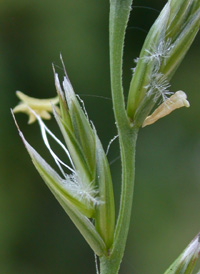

left=0, top=0, right=199, bottom=273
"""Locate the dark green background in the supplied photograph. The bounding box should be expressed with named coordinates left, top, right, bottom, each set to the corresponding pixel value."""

left=0, top=0, right=200, bottom=273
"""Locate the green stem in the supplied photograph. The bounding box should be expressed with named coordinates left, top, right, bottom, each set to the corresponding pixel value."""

left=99, top=0, right=138, bottom=273
left=100, top=129, right=138, bottom=273
left=109, top=0, right=133, bottom=127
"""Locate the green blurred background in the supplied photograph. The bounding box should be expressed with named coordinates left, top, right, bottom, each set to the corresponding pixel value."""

left=0, top=0, right=200, bottom=273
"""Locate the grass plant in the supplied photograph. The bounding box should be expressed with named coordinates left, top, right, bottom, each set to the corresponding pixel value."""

left=13, top=0, right=200, bottom=273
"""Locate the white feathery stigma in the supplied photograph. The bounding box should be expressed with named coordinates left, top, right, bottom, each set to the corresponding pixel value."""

left=143, top=38, right=173, bottom=67
left=145, top=72, right=172, bottom=102
left=141, top=38, right=174, bottom=102
left=62, top=173, right=101, bottom=206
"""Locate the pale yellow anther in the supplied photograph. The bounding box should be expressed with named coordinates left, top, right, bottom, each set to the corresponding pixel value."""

left=142, top=90, right=190, bottom=127
left=13, top=91, right=59, bottom=124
